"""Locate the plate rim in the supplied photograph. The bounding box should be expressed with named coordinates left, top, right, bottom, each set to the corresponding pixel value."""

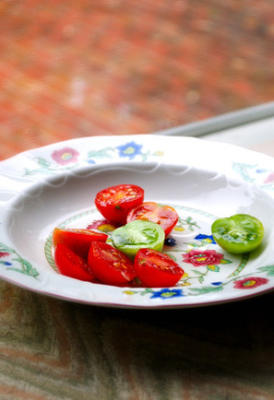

left=1, top=134, right=274, bottom=309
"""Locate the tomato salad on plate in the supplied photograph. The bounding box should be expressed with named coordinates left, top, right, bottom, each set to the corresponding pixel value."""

left=51, top=184, right=265, bottom=288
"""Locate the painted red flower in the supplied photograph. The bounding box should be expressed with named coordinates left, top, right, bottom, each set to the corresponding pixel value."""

left=51, top=147, right=79, bottom=165
left=264, top=172, right=274, bottom=184
left=182, top=249, right=224, bottom=267
left=0, top=252, right=9, bottom=258
left=87, top=219, right=117, bottom=233
left=233, top=276, right=268, bottom=289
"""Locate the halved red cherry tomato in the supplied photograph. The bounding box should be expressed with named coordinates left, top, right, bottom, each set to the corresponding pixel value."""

left=127, top=202, right=179, bottom=236
left=88, top=241, right=136, bottom=286
left=53, top=228, right=108, bottom=258
left=95, top=184, right=144, bottom=225
left=134, top=248, right=183, bottom=287
left=54, top=243, right=96, bottom=282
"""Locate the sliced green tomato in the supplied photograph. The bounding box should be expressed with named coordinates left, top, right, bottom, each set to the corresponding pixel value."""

left=110, top=220, right=165, bottom=258
left=211, top=213, right=264, bottom=254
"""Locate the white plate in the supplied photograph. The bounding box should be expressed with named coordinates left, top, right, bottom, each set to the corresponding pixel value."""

left=1, top=135, right=274, bottom=309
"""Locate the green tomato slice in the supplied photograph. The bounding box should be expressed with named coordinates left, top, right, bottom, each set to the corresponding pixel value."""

left=110, top=220, right=165, bottom=258
left=211, top=213, right=264, bottom=254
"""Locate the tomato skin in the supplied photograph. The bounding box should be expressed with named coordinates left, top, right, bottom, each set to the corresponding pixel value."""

left=211, top=214, right=264, bottom=254
left=134, top=248, right=184, bottom=287
left=54, top=243, right=96, bottom=282
left=53, top=228, right=108, bottom=258
left=95, top=184, right=144, bottom=225
left=127, top=202, right=179, bottom=236
left=88, top=241, right=136, bottom=286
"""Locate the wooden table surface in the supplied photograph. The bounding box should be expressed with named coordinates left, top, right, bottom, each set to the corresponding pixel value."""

left=0, top=279, right=273, bottom=400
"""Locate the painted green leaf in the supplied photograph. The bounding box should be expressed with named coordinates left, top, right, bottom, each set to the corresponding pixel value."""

left=232, top=162, right=256, bottom=183
left=192, top=269, right=204, bottom=276
left=175, top=216, right=200, bottom=232
left=191, top=269, right=205, bottom=283
left=23, top=259, right=38, bottom=277
left=13, top=257, right=39, bottom=278
left=87, top=148, right=114, bottom=159
left=207, top=264, right=220, bottom=272
left=141, top=151, right=150, bottom=161
left=257, top=265, right=274, bottom=276
left=0, top=243, right=39, bottom=279
left=24, top=167, right=54, bottom=176
left=189, top=285, right=223, bottom=295
left=220, top=258, right=232, bottom=264
left=24, top=168, right=33, bottom=176
left=0, top=243, right=11, bottom=253
left=36, top=157, right=51, bottom=168
left=141, top=288, right=154, bottom=296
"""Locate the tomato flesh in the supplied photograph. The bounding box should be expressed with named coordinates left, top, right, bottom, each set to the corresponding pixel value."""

left=134, top=248, right=184, bottom=287
left=53, top=228, right=108, bottom=258
left=110, top=220, right=165, bottom=258
left=88, top=241, right=136, bottom=285
left=95, top=184, right=144, bottom=224
left=55, top=243, right=96, bottom=282
left=211, top=214, right=264, bottom=254
left=127, top=202, right=178, bottom=236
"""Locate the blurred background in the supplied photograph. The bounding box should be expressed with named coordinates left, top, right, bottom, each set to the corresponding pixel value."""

left=0, top=0, right=274, bottom=160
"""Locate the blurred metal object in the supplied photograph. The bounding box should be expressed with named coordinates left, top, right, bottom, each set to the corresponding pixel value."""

left=157, top=102, right=274, bottom=137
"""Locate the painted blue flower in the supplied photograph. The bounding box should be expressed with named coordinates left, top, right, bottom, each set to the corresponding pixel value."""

left=150, top=288, right=184, bottom=299
left=87, top=159, right=96, bottom=164
left=0, top=261, right=12, bottom=266
left=211, top=281, right=223, bottom=286
left=117, top=141, right=143, bottom=160
left=195, top=233, right=216, bottom=244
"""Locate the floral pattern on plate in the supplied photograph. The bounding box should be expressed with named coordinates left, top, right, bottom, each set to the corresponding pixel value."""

left=0, top=135, right=273, bottom=308
left=23, top=140, right=164, bottom=176
left=0, top=243, right=39, bottom=278
left=44, top=205, right=272, bottom=301
left=233, top=161, right=274, bottom=190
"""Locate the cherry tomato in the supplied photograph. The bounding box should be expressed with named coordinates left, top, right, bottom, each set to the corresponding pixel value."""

left=53, top=228, right=108, bottom=258
left=134, top=248, right=184, bottom=287
left=211, top=214, right=264, bottom=254
left=54, top=243, right=96, bottom=282
left=110, top=220, right=165, bottom=258
left=127, top=202, right=179, bottom=236
left=95, top=184, right=144, bottom=225
left=88, top=241, right=136, bottom=286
